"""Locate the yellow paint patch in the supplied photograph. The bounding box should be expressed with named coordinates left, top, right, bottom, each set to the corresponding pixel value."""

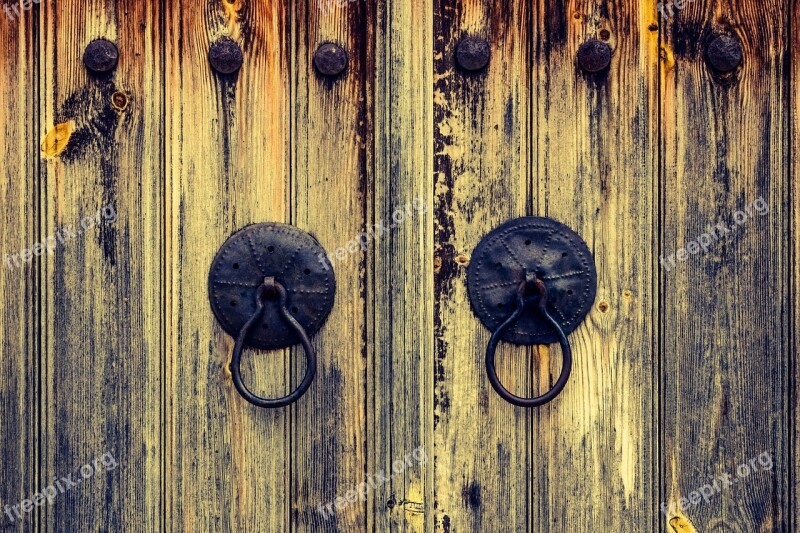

left=668, top=514, right=697, bottom=532
left=660, top=45, right=676, bottom=70
left=41, top=121, right=75, bottom=159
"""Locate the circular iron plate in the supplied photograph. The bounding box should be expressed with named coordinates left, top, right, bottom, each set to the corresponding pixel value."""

left=208, top=223, right=335, bottom=350
left=467, top=217, right=597, bottom=345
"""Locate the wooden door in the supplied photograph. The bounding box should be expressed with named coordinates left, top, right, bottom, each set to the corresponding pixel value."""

left=0, top=0, right=797, bottom=531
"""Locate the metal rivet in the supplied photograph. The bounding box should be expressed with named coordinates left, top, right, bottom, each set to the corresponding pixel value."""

left=83, top=39, right=119, bottom=74
left=313, top=43, right=348, bottom=77
left=455, top=37, right=490, bottom=71
left=208, top=38, right=244, bottom=75
left=706, top=35, right=742, bottom=73
left=577, top=39, right=612, bottom=73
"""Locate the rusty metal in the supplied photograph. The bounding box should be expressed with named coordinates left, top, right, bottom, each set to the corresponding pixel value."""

left=313, top=43, right=348, bottom=76
left=83, top=39, right=119, bottom=74
left=467, top=216, right=597, bottom=407
left=467, top=216, right=597, bottom=344
left=485, top=273, right=573, bottom=407
left=706, top=35, right=743, bottom=73
left=230, top=277, right=317, bottom=408
left=208, top=38, right=244, bottom=75
left=455, top=37, right=490, bottom=71
left=577, top=38, right=612, bottom=73
left=208, top=222, right=335, bottom=408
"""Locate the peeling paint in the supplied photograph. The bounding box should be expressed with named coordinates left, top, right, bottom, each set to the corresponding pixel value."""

left=440, top=144, right=464, bottom=159
left=41, top=121, right=75, bottom=159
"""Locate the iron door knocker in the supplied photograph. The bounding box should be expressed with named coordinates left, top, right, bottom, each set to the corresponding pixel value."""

left=467, top=216, right=597, bottom=407
left=208, top=222, right=335, bottom=408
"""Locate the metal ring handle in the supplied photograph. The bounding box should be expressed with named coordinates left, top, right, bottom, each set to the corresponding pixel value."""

left=485, top=274, right=573, bottom=407
left=229, top=277, right=317, bottom=408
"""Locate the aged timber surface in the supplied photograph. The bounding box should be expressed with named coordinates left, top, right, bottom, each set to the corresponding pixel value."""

left=661, top=0, right=792, bottom=530
left=0, top=10, right=39, bottom=533
left=39, top=1, right=165, bottom=531
left=166, top=1, right=292, bottom=530
left=433, top=0, right=537, bottom=530
left=0, top=0, right=796, bottom=532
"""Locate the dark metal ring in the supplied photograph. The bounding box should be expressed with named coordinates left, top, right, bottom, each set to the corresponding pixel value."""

left=230, top=277, right=317, bottom=408
left=485, top=273, right=573, bottom=407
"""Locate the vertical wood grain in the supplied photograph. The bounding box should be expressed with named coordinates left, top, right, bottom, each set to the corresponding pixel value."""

left=289, top=0, right=371, bottom=531
left=1, top=1, right=797, bottom=531
left=373, top=0, right=434, bottom=531
left=529, top=0, right=660, bottom=530
left=0, top=8, right=39, bottom=533
left=661, top=0, right=790, bottom=530
left=39, top=0, right=164, bottom=530
left=166, top=0, right=291, bottom=530
left=432, top=0, right=534, bottom=530
left=793, top=1, right=799, bottom=528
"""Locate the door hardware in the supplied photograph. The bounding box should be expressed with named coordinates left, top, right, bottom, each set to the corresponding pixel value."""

left=208, top=222, right=336, bottom=408
left=466, top=216, right=597, bottom=407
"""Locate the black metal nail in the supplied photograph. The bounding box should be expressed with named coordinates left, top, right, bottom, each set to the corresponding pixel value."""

left=313, top=43, right=348, bottom=77
left=83, top=39, right=119, bottom=74
left=455, top=37, right=490, bottom=71
left=577, top=39, right=612, bottom=73
left=706, top=35, right=742, bottom=73
left=208, top=38, right=244, bottom=75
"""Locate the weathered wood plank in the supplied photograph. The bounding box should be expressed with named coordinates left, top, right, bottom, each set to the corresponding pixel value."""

left=373, top=0, right=434, bottom=531
left=39, top=0, right=164, bottom=530
left=661, top=1, right=790, bottom=530
left=165, top=1, right=292, bottom=530
left=794, top=1, right=800, bottom=529
left=289, top=1, right=371, bottom=531
left=432, top=1, right=535, bottom=530
left=0, top=9, right=39, bottom=533
left=529, top=0, right=660, bottom=530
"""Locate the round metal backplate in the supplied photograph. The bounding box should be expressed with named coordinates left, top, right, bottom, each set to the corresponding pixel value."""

left=467, top=217, right=597, bottom=345
left=208, top=223, right=335, bottom=350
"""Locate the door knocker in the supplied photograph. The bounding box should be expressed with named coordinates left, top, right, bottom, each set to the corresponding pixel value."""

left=208, top=222, right=335, bottom=408
left=467, top=216, right=597, bottom=407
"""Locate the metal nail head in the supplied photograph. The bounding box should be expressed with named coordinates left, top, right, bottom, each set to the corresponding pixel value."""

left=577, top=38, right=612, bottom=73
left=208, top=39, right=244, bottom=75
left=313, top=43, right=348, bottom=77
left=83, top=39, right=119, bottom=74
left=707, top=35, right=743, bottom=73
left=456, top=37, right=491, bottom=71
